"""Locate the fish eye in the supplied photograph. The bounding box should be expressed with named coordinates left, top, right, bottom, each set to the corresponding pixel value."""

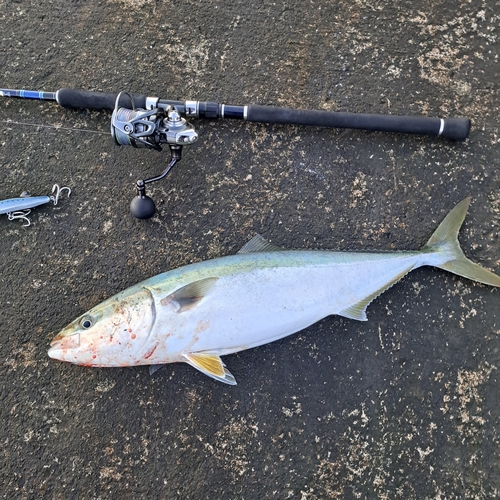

left=80, top=316, right=93, bottom=329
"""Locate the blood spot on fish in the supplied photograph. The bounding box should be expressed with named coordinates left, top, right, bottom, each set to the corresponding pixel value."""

left=144, top=343, right=159, bottom=359
left=195, top=320, right=210, bottom=334
left=131, top=333, right=136, bottom=339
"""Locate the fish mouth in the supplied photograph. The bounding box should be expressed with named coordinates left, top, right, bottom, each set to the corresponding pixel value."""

left=50, top=335, right=61, bottom=348
left=48, top=332, right=80, bottom=361
left=51, top=329, right=80, bottom=345
left=47, top=344, right=60, bottom=360
left=49, top=331, right=81, bottom=350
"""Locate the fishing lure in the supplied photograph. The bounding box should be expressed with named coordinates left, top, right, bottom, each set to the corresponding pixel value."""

left=0, top=184, right=71, bottom=226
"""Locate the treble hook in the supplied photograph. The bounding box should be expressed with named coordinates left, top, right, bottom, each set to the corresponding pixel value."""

left=0, top=183, right=71, bottom=226
left=7, top=210, right=32, bottom=227
left=50, top=184, right=72, bottom=206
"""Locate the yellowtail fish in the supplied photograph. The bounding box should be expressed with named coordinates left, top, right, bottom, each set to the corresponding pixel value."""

left=49, top=198, right=500, bottom=385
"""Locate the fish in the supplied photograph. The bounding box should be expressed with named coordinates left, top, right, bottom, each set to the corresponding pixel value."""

left=49, top=198, right=500, bottom=385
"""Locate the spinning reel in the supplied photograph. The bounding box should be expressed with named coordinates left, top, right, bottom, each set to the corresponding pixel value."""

left=111, top=92, right=198, bottom=219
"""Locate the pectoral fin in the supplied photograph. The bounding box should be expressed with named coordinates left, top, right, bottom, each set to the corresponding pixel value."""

left=183, top=352, right=237, bottom=385
left=338, top=265, right=415, bottom=321
left=161, top=277, right=219, bottom=312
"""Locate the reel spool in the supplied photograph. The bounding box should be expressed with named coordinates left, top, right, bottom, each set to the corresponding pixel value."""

left=112, top=107, right=162, bottom=150
left=110, top=92, right=198, bottom=218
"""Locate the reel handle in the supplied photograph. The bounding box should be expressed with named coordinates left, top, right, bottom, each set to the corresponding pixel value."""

left=130, top=180, right=156, bottom=219
left=129, top=146, right=183, bottom=219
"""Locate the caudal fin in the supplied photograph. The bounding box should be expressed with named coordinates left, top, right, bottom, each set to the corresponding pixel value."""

left=423, top=197, right=500, bottom=287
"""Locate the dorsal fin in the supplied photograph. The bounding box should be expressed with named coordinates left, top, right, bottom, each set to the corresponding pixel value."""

left=183, top=352, right=237, bottom=385
left=160, top=277, right=219, bottom=312
left=238, top=234, right=283, bottom=254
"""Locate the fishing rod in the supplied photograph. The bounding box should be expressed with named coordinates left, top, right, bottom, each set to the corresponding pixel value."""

left=0, top=87, right=471, bottom=219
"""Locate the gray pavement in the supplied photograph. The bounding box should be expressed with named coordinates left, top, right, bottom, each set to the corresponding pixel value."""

left=0, top=1, right=499, bottom=498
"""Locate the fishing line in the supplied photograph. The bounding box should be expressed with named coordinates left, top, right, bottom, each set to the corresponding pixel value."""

left=0, top=119, right=108, bottom=135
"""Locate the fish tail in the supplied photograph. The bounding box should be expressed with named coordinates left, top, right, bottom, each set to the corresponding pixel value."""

left=422, top=197, right=500, bottom=287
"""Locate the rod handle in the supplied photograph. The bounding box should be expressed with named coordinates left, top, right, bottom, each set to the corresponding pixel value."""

left=246, top=105, right=471, bottom=141
left=56, top=88, right=147, bottom=111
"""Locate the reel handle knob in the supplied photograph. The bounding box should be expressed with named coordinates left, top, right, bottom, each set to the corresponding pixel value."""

left=130, top=180, right=156, bottom=219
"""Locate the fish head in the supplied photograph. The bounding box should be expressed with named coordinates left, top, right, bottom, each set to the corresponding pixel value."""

left=48, top=286, right=156, bottom=366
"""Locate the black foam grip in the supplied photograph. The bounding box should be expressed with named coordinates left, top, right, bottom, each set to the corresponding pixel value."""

left=440, top=118, right=471, bottom=141
left=56, top=89, right=147, bottom=110
left=246, top=105, right=470, bottom=141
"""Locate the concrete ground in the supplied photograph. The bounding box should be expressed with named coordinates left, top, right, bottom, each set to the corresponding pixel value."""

left=0, top=0, right=499, bottom=498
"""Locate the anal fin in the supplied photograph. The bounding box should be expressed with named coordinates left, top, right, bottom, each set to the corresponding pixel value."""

left=149, top=364, right=164, bottom=375
left=183, top=352, right=237, bottom=385
left=338, top=265, right=415, bottom=321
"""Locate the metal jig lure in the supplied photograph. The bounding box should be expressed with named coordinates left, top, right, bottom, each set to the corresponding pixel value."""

left=0, top=184, right=71, bottom=226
